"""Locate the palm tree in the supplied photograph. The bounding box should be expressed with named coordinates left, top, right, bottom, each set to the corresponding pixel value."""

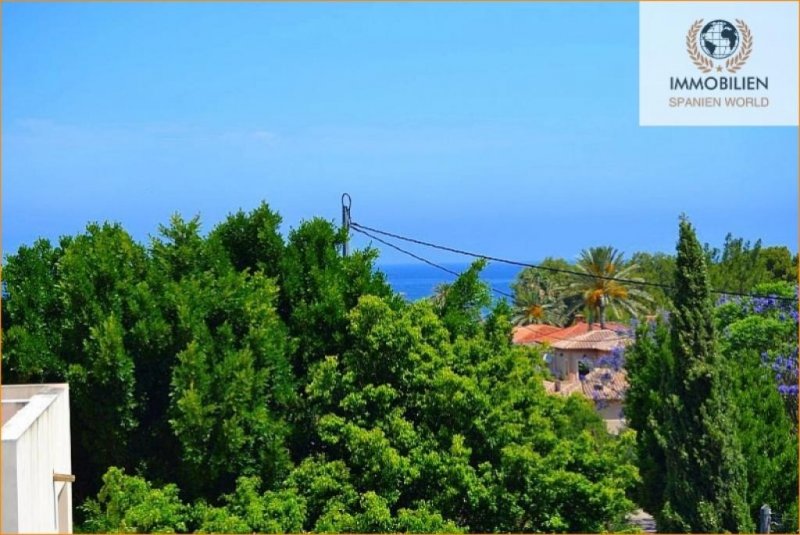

left=429, top=282, right=450, bottom=310
left=566, top=246, right=653, bottom=329
left=511, top=271, right=566, bottom=326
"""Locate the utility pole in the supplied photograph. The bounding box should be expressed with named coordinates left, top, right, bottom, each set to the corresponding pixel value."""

left=341, top=193, right=351, bottom=257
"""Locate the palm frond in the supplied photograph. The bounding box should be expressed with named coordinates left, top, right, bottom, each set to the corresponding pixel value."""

left=562, top=246, right=655, bottom=322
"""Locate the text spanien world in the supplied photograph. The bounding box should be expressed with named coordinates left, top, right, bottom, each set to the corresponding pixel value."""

left=668, top=76, right=769, bottom=108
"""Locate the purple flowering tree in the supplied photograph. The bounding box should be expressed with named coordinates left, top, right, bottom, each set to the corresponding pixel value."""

left=715, top=283, right=798, bottom=434
left=583, top=342, right=630, bottom=411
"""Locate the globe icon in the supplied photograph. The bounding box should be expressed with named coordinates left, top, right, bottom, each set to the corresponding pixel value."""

left=699, top=20, right=739, bottom=59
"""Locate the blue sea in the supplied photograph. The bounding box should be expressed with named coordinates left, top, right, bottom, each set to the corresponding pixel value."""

left=377, top=262, right=524, bottom=302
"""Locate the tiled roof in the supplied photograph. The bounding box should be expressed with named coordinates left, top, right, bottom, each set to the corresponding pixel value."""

left=550, top=329, right=631, bottom=351
left=512, top=324, right=562, bottom=344
left=543, top=369, right=627, bottom=401
left=542, top=380, right=583, bottom=396
left=512, top=320, right=630, bottom=345
left=580, top=368, right=628, bottom=401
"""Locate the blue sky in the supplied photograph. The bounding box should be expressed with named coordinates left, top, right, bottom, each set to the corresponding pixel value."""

left=3, top=2, right=797, bottom=264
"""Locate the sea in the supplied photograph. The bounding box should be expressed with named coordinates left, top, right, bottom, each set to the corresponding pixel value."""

left=377, top=262, right=525, bottom=302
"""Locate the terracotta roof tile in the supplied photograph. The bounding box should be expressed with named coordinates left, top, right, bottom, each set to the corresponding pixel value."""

left=550, top=329, right=631, bottom=351
left=580, top=368, right=628, bottom=401
left=543, top=369, right=628, bottom=401
left=512, top=320, right=630, bottom=345
left=542, top=379, right=583, bottom=396
left=512, top=324, right=562, bottom=344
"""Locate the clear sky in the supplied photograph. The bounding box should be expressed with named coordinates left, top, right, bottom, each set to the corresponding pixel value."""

left=3, top=2, right=797, bottom=264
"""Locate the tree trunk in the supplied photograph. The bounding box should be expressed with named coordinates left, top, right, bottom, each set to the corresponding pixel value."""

left=599, top=299, right=606, bottom=329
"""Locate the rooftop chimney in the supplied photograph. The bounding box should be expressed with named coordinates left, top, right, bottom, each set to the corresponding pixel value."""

left=573, top=314, right=585, bottom=326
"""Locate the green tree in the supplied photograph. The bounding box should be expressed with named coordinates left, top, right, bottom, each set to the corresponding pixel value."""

left=300, top=288, right=638, bottom=533
left=628, top=247, right=799, bottom=533
left=277, top=217, right=394, bottom=462
left=624, top=319, right=671, bottom=515
left=705, top=233, right=764, bottom=293
left=510, top=270, right=566, bottom=326
left=128, top=214, right=237, bottom=493
left=209, top=202, right=285, bottom=278
left=150, top=214, right=230, bottom=281
left=167, top=268, right=294, bottom=498
left=5, top=204, right=646, bottom=534
left=213, top=476, right=306, bottom=533
left=433, top=259, right=491, bottom=339
left=56, top=223, right=149, bottom=503
left=279, top=218, right=393, bottom=376
left=83, top=468, right=308, bottom=534
left=628, top=251, right=675, bottom=310
left=81, top=467, right=190, bottom=533
left=512, top=258, right=583, bottom=326
left=715, top=282, right=798, bottom=529
left=758, top=246, right=796, bottom=283
left=566, top=246, right=652, bottom=328
left=1, top=239, right=69, bottom=382
left=537, top=256, right=577, bottom=287
left=657, top=217, right=751, bottom=532
left=428, top=281, right=450, bottom=310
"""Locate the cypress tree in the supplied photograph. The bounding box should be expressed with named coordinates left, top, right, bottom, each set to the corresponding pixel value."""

left=624, top=318, right=671, bottom=516
left=659, top=216, right=751, bottom=532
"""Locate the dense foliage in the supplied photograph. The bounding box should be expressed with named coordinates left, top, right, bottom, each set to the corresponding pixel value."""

left=511, top=235, right=798, bottom=325
left=565, top=246, right=652, bottom=327
left=624, top=218, right=798, bottom=533
left=716, top=282, right=799, bottom=531
left=510, top=266, right=569, bottom=326
left=511, top=249, right=653, bottom=328
left=2, top=203, right=641, bottom=533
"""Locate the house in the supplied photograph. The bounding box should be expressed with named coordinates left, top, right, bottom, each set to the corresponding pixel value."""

left=547, top=328, right=629, bottom=381
left=2, top=384, right=74, bottom=534
left=512, top=318, right=632, bottom=433
left=511, top=323, right=564, bottom=345
left=512, top=315, right=628, bottom=346
left=579, top=367, right=627, bottom=434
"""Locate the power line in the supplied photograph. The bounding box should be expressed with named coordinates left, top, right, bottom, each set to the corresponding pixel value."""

left=353, top=225, right=633, bottom=344
left=352, top=221, right=668, bottom=289
left=350, top=220, right=796, bottom=303
left=353, top=225, right=515, bottom=299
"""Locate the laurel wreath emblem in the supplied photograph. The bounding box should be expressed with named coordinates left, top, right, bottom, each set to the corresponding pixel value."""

left=686, top=19, right=713, bottom=73
left=686, top=19, right=752, bottom=74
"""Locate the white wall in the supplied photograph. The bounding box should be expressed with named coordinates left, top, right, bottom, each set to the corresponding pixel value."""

left=2, top=384, right=73, bottom=534
left=597, top=401, right=626, bottom=434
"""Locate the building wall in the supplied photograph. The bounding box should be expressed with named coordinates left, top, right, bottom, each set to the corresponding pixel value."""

left=597, top=401, right=625, bottom=434
left=597, top=400, right=624, bottom=420
left=550, top=348, right=605, bottom=380
left=2, top=385, right=73, bottom=534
